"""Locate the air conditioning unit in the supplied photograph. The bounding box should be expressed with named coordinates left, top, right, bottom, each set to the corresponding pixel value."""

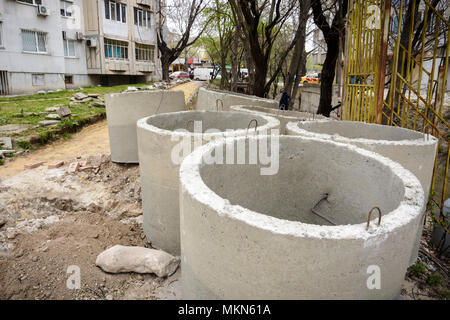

left=37, top=5, right=50, bottom=16
left=76, top=32, right=84, bottom=41
left=62, top=31, right=67, bottom=40
left=86, top=39, right=97, bottom=47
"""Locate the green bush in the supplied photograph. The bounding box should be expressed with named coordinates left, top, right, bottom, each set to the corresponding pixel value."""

left=17, top=140, right=31, bottom=150
left=427, top=272, right=443, bottom=286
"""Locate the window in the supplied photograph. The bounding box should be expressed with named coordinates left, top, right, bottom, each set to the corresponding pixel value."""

left=63, top=39, right=76, bottom=57
left=21, top=30, right=47, bottom=53
left=134, top=8, right=152, bottom=28
left=135, top=43, right=154, bottom=62
left=65, top=75, right=73, bottom=84
left=60, top=0, right=73, bottom=17
left=104, top=38, right=128, bottom=60
left=0, top=23, right=3, bottom=47
left=17, top=0, right=42, bottom=5
left=32, top=74, right=44, bottom=86
left=104, top=0, right=127, bottom=23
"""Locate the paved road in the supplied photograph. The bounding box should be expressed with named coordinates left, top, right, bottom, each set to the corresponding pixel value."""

left=0, top=81, right=203, bottom=179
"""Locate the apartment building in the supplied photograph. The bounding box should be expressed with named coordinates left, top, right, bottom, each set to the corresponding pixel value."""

left=0, top=0, right=161, bottom=95
left=82, top=0, right=160, bottom=86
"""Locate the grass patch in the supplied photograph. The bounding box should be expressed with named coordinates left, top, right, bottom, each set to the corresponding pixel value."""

left=427, top=272, right=443, bottom=286
left=0, top=83, right=154, bottom=154
left=411, top=263, right=426, bottom=278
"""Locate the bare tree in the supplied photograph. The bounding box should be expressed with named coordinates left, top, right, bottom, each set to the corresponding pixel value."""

left=311, top=0, right=348, bottom=117
left=156, top=0, right=209, bottom=80
left=284, top=0, right=311, bottom=108
left=229, top=0, right=298, bottom=97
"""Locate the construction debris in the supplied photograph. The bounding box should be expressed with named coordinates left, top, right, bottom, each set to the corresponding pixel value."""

left=95, top=245, right=180, bottom=277
left=0, top=137, right=13, bottom=150
left=48, top=160, right=65, bottom=169
left=24, top=162, right=44, bottom=169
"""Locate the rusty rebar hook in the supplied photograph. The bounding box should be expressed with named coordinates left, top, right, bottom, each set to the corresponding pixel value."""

left=366, top=207, right=382, bottom=231
left=216, top=99, right=224, bottom=111
left=245, top=119, right=258, bottom=137
left=311, top=193, right=336, bottom=226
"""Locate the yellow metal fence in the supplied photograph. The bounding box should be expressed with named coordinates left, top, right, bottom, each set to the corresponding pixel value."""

left=343, top=0, right=450, bottom=233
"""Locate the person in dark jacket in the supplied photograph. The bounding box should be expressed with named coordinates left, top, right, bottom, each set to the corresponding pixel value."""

left=279, top=91, right=290, bottom=110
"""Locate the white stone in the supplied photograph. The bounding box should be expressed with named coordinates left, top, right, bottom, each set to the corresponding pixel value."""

left=95, top=245, right=179, bottom=277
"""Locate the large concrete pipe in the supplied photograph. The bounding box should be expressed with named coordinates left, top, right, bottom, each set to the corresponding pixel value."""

left=137, top=110, right=280, bottom=255
left=196, top=87, right=278, bottom=111
left=286, top=120, right=438, bottom=265
left=230, top=105, right=328, bottom=134
left=105, top=90, right=186, bottom=163
left=180, top=135, right=425, bottom=299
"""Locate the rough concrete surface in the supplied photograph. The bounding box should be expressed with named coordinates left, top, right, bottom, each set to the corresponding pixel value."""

left=196, top=87, right=278, bottom=111
left=231, top=105, right=328, bottom=134
left=179, top=135, right=424, bottom=299
left=286, top=120, right=438, bottom=265
left=137, top=110, right=280, bottom=255
left=105, top=90, right=186, bottom=163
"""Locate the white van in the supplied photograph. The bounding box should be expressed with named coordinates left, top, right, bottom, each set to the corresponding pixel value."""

left=193, top=68, right=214, bottom=81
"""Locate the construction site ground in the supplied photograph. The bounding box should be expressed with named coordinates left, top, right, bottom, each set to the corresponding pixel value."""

left=0, top=81, right=448, bottom=300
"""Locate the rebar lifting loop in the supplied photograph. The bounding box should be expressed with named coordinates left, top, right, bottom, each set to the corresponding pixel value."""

left=185, top=120, right=195, bottom=131
left=366, top=207, right=382, bottom=231
left=245, top=119, right=258, bottom=138
left=216, top=99, right=224, bottom=111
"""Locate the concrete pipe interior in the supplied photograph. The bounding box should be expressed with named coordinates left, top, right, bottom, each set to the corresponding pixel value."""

left=286, top=120, right=437, bottom=265
left=180, top=136, right=424, bottom=299
left=105, top=90, right=186, bottom=163
left=231, top=105, right=328, bottom=134
left=196, top=87, right=278, bottom=111
left=136, top=110, right=280, bottom=255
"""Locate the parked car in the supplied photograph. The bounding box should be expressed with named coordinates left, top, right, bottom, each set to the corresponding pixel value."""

left=193, top=68, right=214, bottom=81
left=169, top=71, right=190, bottom=79
left=300, top=74, right=319, bottom=84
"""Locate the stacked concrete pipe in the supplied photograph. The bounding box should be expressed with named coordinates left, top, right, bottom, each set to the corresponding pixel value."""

left=196, top=87, right=278, bottom=111
left=180, top=135, right=425, bottom=299
left=286, top=120, right=438, bottom=265
left=105, top=90, right=186, bottom=163
left=137, top=110, right=280, bottom=255
left=230, top=105, right=328, bottom=134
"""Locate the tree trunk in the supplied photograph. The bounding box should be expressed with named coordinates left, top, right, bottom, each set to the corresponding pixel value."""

left=230, top=35, right=239, bottom=92
left=285, top=0, right=310, bottom=101
left=161, top=53, right=170, bottom=81
left=317, top=36, right=339, bottom=116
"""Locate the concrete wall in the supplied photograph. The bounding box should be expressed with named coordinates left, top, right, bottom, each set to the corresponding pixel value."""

left=179, top=135, right=425, bottom=299
left=196, top=87, right=278, bottom=111
left=298, top=84, right=340, bottom=116
left=286, top=120, right=437, bottom=265
left=105, top=90, right=186, bottom=163
left=137, top=111, right=280, bottom=255
left=230, top=105, right=328, bottom=134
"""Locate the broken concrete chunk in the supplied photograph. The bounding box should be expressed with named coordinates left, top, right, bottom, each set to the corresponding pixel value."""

left=68, top=162, right=81, bottom=174
left=46, top=114, right=61, bottom=120
left=0, top=137, right=12, bottom=149
left=90, top=101, right=105, bottom=108
left=48, top=160, right=65, bottom=169
left=95, top=245, right=179, bottom=277
left=73, top=92, right=88, bottom=100
left=88, top=93, right=100, bottom=98
left=57, top=107, right=72, bottom=119
left=24, top=161, right=44, bottom=169
left=45, top=105, right=62, bottom=112
left=39, top=120, right=60, bottom=127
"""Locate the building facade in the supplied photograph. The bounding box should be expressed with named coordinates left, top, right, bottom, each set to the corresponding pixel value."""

left=0, top=0, right=162, bottom=95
